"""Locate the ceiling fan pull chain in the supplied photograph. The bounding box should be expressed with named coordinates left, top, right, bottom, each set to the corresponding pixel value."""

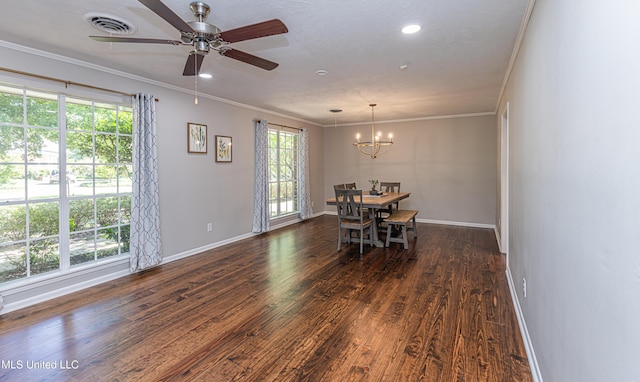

left=194, top=55, right=199, bottom=105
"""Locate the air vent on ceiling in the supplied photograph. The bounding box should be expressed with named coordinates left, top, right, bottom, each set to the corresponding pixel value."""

left=84, top=12, right=136, bottom=35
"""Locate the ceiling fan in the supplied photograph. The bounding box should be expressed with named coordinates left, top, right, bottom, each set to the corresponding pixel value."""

left=89, top=0, right=288, bottom=75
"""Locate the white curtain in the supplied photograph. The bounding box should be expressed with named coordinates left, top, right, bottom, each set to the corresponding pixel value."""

left=252, top=119, right=270, bottom=233
left=130, top=93, right=162, bottom=272
left=299, top=128, right=313, bottom=219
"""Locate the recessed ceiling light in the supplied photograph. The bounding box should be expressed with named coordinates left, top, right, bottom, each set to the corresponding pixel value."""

left=198, top=73, right=212, bottom=79
left=402, top=24, right=421, bottom=34
left=315, top=69, right=328, bottom=76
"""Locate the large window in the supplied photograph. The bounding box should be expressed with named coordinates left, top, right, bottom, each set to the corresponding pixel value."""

left=268, top=128, right=299, bottom=218
left=0, top=84, right=132, bottom=284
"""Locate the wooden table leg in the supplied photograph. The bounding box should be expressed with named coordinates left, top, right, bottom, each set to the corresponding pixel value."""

left=368, top=207, right=385, bottom=247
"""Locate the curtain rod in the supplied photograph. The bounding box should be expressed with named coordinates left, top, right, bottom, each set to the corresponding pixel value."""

left=260, top=120, right=302, bottom=131
left=0, top=67, right=159, bottom=101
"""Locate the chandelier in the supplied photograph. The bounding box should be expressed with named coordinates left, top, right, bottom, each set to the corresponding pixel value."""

left=353, top=104, right=393, bottom=159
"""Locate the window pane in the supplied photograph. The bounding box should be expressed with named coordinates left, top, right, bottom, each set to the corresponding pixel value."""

left=70, top=231, right=95, bottom=266
left=94, top=134, right=117, bottom=165
left=27, top=164, right=59, bottom=200
left=120, top=196, right=131, bottom=224
left=67, top=131, right=94, bottom=163
left=118, top=108, right=132, bottom=134
left=119, top=224, right=130, bottom=254
left=118, top=135, right=132, bottom=163
left=0, top=164, right=25, bottom=202
left=27, top=128, right=58, bottom=164
left=95, top=165, right=118, bottom=195
left=67, top=164, right=93, bottom=197
left=29, top=237, right=59, bottom=275
left=95, top=103, right=117, bottom=133
left=268, top=161, right=277, bottom=182
left=28, top=202, right=59, bottom=238
left=69, top=199, right=95, bottom=232
left=0, top=87, right=24, bottom=124
left=96, top=228, right=119, bottom=259
left=26, top=91, right=58, bottom=128
left=0, top=125, right=25, bottom=159
left=118, top=165, right=132, bottom=194
left=66, top=101, right=93, bottom=131
left=96, top=197, right=119, bottom=227
left=0, top=243, right=26, bottom=282
left=0, top=205, right=26, bottom=242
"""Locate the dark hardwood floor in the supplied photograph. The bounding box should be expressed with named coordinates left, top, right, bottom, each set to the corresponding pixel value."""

left=0, top=215, right=532, bottom=381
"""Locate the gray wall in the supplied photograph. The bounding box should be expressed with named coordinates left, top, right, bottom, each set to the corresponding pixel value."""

left=499, top=0, right=640, bottom=380
left=324, top=115, right=497, bottom=226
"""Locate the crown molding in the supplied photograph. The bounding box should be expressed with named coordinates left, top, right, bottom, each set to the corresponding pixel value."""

left=323, top=111, right=496, bottom=128
left=496, top=0, right=537, bottom=110
left=0, top=40, right=321, bottom=127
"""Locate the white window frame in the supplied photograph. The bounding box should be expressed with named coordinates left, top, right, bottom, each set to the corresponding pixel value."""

left=268, top=128, right=300, bottom=219
left=0, top=83, right=132, bottom=286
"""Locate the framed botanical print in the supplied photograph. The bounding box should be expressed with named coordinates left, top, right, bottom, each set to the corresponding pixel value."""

left=187, top=122, right=207, bottom=153
left=215, top=135, right=232, bottom=162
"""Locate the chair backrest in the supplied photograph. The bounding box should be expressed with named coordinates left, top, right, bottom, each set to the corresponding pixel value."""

left=334, top=182, right=357, bottom=190
left=380, top=182, right=401, bottom=193
left=345, top=182, right=357, bottom=190
left=334, top=188, right=365, bottom=223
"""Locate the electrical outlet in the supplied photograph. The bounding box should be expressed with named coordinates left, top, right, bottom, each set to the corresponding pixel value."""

left=207, top=223, right=213, bottom=232
left=523, top=277, right=527, bottom=298
left=311, top=201, right=314, bottom=208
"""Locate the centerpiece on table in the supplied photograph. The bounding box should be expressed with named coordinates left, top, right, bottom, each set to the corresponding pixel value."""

left=368, top=179, right=381, bottom=195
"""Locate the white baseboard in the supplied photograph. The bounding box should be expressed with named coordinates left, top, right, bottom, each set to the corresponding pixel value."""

left=505, top=266, right=543, bottom=382
left=494, top=226, right=504, bottom=253
left=415, top=217, right=495, bottom=230
left=324, top=211, right=495, bottom=230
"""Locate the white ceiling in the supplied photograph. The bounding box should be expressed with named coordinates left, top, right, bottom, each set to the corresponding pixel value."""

left=0, top=0, right=529, bottom=125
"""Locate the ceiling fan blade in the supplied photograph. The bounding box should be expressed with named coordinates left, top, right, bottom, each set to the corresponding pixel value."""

left=183, top=53, right=205, bottom=76
left=90, top=36, right=182, bottom=45
left=138, top=0, right=194, bottom=33
left=218, top=19, right=288, bottom=44
left=220, top=49, right=279, bottom=71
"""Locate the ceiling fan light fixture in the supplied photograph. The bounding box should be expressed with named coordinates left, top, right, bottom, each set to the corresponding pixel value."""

left=401, top=24, right=421, bottom=34
left=87, top=0, right=288, bottom=74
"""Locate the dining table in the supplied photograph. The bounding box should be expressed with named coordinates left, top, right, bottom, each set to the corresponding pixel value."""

left=326, top=191, right=411, bottom=247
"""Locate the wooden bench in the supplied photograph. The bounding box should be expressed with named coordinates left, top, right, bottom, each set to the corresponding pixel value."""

left=384, top=210, right=418, bottom=249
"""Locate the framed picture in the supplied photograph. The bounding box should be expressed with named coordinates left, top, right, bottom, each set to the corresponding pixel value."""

left=215, top=135, right=232, bottom=162
left=187, top=122, right=207, bottom=153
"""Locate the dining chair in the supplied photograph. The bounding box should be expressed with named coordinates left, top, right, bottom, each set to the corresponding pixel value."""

left=378, top=181, right=401, bottom=215
left=334, top=188, right=373, bottom=255
left=334, top=183, right=346, bottom=190
left=377, top=182, right=401, bottom=233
